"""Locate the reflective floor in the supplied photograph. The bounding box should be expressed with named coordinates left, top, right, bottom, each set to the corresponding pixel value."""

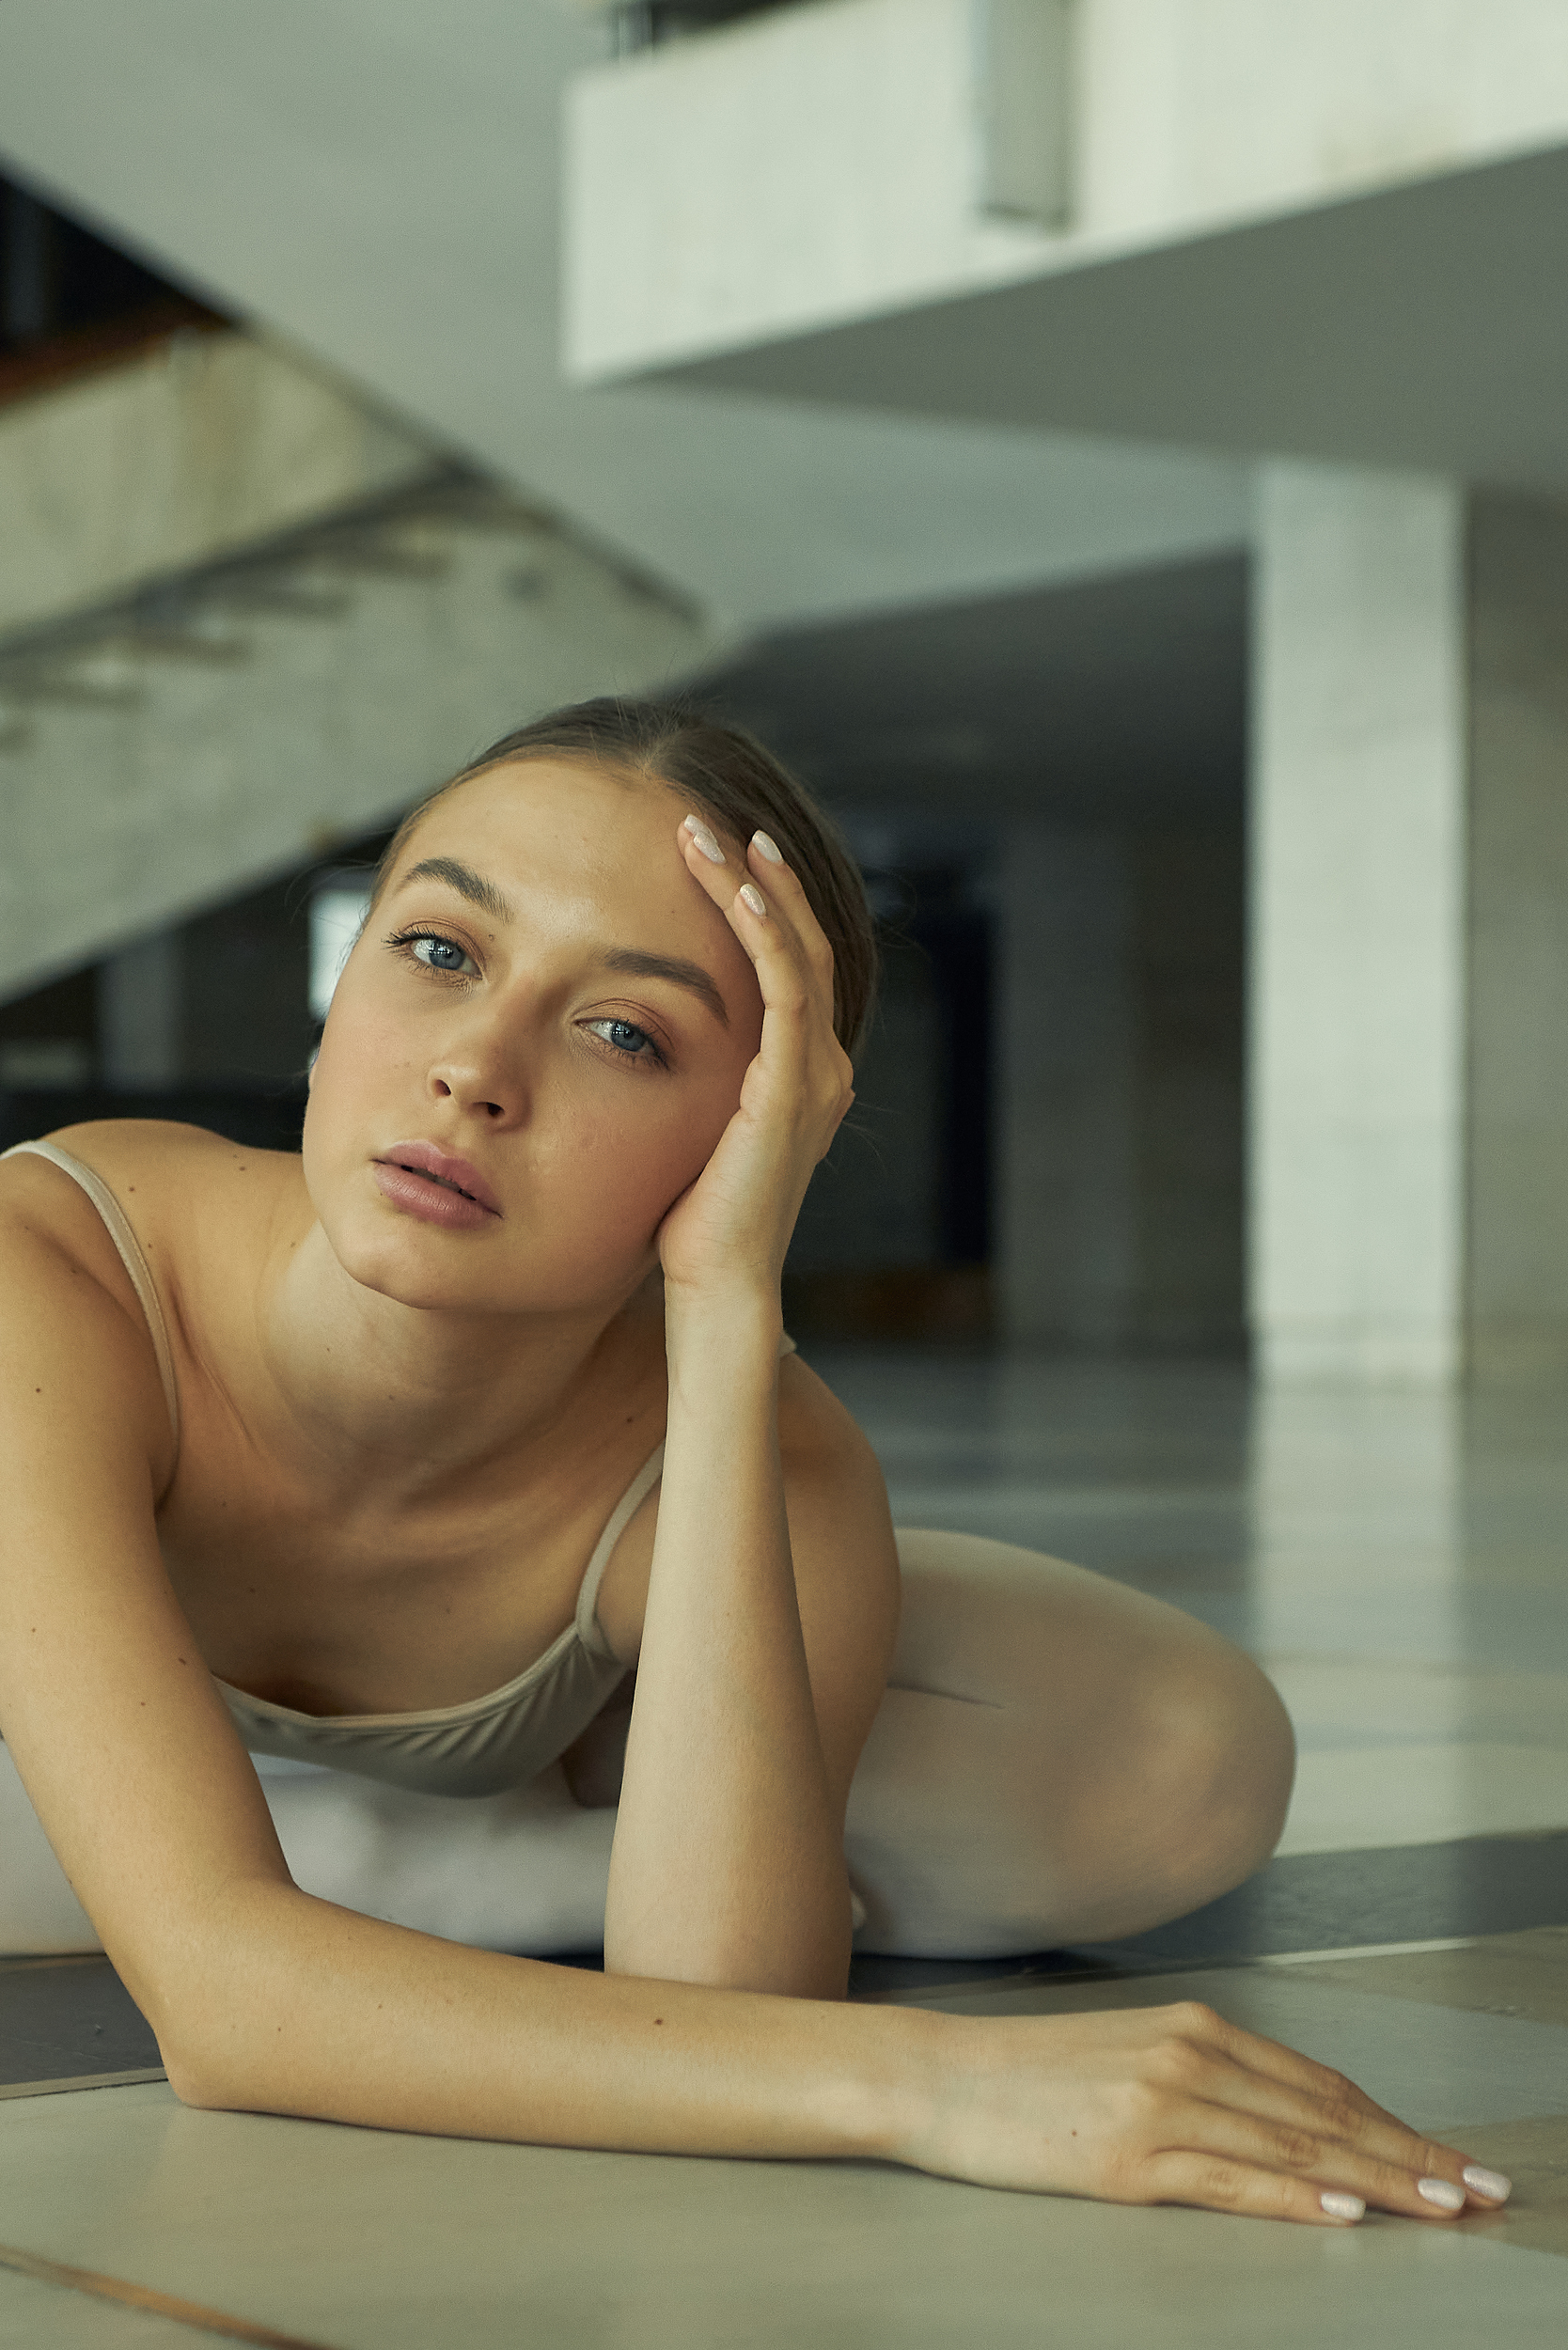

left=818, top=1352, right=1568, bottom=1862
left=4, top=1353, right=1566, bottom=2347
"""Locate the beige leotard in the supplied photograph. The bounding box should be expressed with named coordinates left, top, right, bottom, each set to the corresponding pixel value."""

left=4, top=1138, right=793, bottom=1799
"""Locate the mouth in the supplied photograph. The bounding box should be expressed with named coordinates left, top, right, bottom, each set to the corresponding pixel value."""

left=374, top=1141, right=502, bottom=1217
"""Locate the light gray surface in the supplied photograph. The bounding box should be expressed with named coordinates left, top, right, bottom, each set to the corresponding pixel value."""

left=0, top=2266, right=206, bottom=2349
left=1, top=1953, right=1566, bottom=2350
left=1, top=1356, right=1566, bottom=2343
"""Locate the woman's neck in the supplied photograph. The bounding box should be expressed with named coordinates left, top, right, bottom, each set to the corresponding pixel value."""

left=249, top=1210, right=657, bottom=1509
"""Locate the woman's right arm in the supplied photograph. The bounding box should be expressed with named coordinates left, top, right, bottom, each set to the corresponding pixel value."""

left=0, top=1193, right=913, bottom=2151
left=0, top=1201, right=1499, bottom=2225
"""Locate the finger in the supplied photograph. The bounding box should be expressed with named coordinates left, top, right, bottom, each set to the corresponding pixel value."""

left=1170, top=2095, right=1475, bottom=2223
left=746, top=832, right=834, bottom=976
left=677, top=820, right=829, bottom=1037
left=1159, top=2010, right=1491, bottom=2203
left=1139, top=2151, right=1366, bottom=2227
left=679, top=819, right=815, bottom=979
left=1201, top=2049, right=1495, bottom=2204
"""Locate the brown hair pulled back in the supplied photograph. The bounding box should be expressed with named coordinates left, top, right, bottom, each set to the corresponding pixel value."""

left=372, top=697, right=879, bottom=1052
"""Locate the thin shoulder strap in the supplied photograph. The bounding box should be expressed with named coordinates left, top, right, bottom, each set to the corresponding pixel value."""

left=574, top=1442, right=665, bottom=1657
left=2, top=1140, right=181, bottom=1452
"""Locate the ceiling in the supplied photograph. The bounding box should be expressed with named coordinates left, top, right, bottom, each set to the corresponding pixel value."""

left=656, top=141, right=1568, bottom=493
left=0, top=0, right=1248, bottom=636
left=688, top=551, right=1248, bottom=829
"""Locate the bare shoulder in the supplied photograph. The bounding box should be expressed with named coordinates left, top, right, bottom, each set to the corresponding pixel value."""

left=15, top=1115, right=295, bottom=1201
left=1, top=1122, right=299, bottom=1478
left=776, top=1351, right=900, bottom=1608
left=776, top=1350, right=885, bottom=1491
left=2, top=1117, right=299, bottom=1263
left=0, top=1126, right=200, bottom=1491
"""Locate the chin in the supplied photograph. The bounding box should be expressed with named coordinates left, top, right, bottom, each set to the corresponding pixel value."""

left=329, top=1206, right=649, bottom=1321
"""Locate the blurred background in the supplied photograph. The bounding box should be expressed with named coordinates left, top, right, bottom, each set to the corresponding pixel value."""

left=1, top=0, right=1565, bottom=1386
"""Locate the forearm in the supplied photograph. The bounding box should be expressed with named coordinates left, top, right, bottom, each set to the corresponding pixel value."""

left=164, top=1880, right=924, bottom=2157
left=604, top=1295, right=849, bottom=1995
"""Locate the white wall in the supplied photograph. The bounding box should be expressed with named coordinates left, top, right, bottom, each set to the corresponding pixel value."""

left=1248, top=462, right=1466, bottom=1384
left=567, top=0, right=1568, bottom=381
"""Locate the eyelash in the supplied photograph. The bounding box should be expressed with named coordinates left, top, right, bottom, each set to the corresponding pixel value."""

left=384, top=926, right=477, bottom=980
left=384, top=928, right=669, bottom=1072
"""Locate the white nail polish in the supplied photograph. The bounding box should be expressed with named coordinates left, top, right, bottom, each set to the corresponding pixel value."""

left=1462, top=2163, right=1512, bottom=2202
left=1320, top=2192, right=1365, bottom=2221
left=752, top=831, right=784, bottom=864
left=1418, top=2177, right=1466, bottom=2211
left=738, top=883, right=767, bottom=917
left=684, top=817, right=726, bottom=865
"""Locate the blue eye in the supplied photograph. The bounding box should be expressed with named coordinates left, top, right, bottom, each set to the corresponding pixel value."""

left=398, top=932, right=475, bottom=977
left=587, top=1016, right=665, bottom=1067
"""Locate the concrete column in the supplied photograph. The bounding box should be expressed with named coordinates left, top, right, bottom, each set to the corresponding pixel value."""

left=98, top=929, right=182, bottom=1087
left=1466, top=494, right=1568, bottom=1383
left=1249, top=463, right=1466, bottom=1385
left=995, top=824, right=1137, bottom=1344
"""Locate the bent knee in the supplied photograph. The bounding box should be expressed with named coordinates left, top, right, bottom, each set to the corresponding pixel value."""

left=1148, top=1641, right=1295, bottom=1893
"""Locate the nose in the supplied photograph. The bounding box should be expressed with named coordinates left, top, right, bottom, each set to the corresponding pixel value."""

left=426, top=1020, right=528, bottom=1127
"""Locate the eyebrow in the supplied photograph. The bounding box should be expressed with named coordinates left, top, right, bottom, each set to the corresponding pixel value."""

left=397, top=856, right=728, bottom=1025
left=604, top=948, right=729, bottom=1026
left=400, top=856, right=515, bottom=923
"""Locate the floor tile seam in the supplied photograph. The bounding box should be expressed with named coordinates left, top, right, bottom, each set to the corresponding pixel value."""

left=0, top=2065, right=165, bottom=2102
left=0, top=1954, right=108, bottom=1975
left=0, top=2242, right=337, bottom=2349
left=1287, top=1734, right=1568, bottom=1750
left=855, top=1934, right=1502, bottom=2002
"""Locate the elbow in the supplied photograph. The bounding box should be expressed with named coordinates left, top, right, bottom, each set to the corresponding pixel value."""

left=118, top=1884, right=305, bottom=2115
left=148, top=1995, right=259, bottom=2115
left=162, top=2045, right=232, bottom=2112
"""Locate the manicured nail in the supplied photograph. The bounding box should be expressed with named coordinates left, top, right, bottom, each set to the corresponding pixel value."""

left=683, top=816, right=726, bottom=865
left=1320, top=2192, right=1365, bottom=2221
left=1462, top=2164, right=1512, bottom=2202
left=738, top=883, right=767, bottom=917
left=751, top=831, right=784, bottom=864
left=1418, top=2177, right=1466, bottom=2211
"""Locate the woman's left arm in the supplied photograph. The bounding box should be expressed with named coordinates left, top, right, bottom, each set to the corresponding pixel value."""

left=603, top=822, right=900, bottom=2000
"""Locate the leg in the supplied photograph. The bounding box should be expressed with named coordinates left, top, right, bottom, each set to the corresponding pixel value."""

left=844, top=1529, right=1295, bottom=1957
left=256, top=1760, right=619, bottom=1953
left=4, top=1538, right=1291, bottom=1964
left=0, top=1739, right=617, bottom=1961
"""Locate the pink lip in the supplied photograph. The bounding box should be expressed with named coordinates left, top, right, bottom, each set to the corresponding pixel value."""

left=372, top=1140, right=502, bottom=1228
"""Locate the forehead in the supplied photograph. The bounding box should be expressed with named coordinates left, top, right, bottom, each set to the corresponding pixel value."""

left=404, top=758, right=684, bottom=884
left=393, top=755, right=751, bottom=968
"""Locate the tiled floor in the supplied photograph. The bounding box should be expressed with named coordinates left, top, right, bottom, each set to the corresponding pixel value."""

left=820, top=1354, right=1568, bottom=1867
left=3, top=1355, right=1566, bottom=2346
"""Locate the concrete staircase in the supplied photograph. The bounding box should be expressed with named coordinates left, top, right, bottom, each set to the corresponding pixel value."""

left=0, top=328, right=713, bottom=1004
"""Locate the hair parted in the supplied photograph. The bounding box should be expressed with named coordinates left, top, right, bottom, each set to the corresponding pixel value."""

left=371, top=697, right=879, bottom=1052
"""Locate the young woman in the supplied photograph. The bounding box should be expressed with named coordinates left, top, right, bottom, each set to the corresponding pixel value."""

left=0, top=701, right=1505, bottom=2227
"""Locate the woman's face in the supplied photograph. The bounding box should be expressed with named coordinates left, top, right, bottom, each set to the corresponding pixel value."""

left=304, top=758, right=764, bottom=1317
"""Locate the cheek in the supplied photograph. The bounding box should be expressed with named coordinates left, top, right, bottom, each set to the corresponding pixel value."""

left=538, top=1087, right=726, bottom=1227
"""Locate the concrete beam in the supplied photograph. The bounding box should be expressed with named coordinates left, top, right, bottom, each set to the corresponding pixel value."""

left=0, top=487, right=712, bottom=1004
left=566, top=2, right=1568, bottom=491
left=0, top=328, right=432, bottom=639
